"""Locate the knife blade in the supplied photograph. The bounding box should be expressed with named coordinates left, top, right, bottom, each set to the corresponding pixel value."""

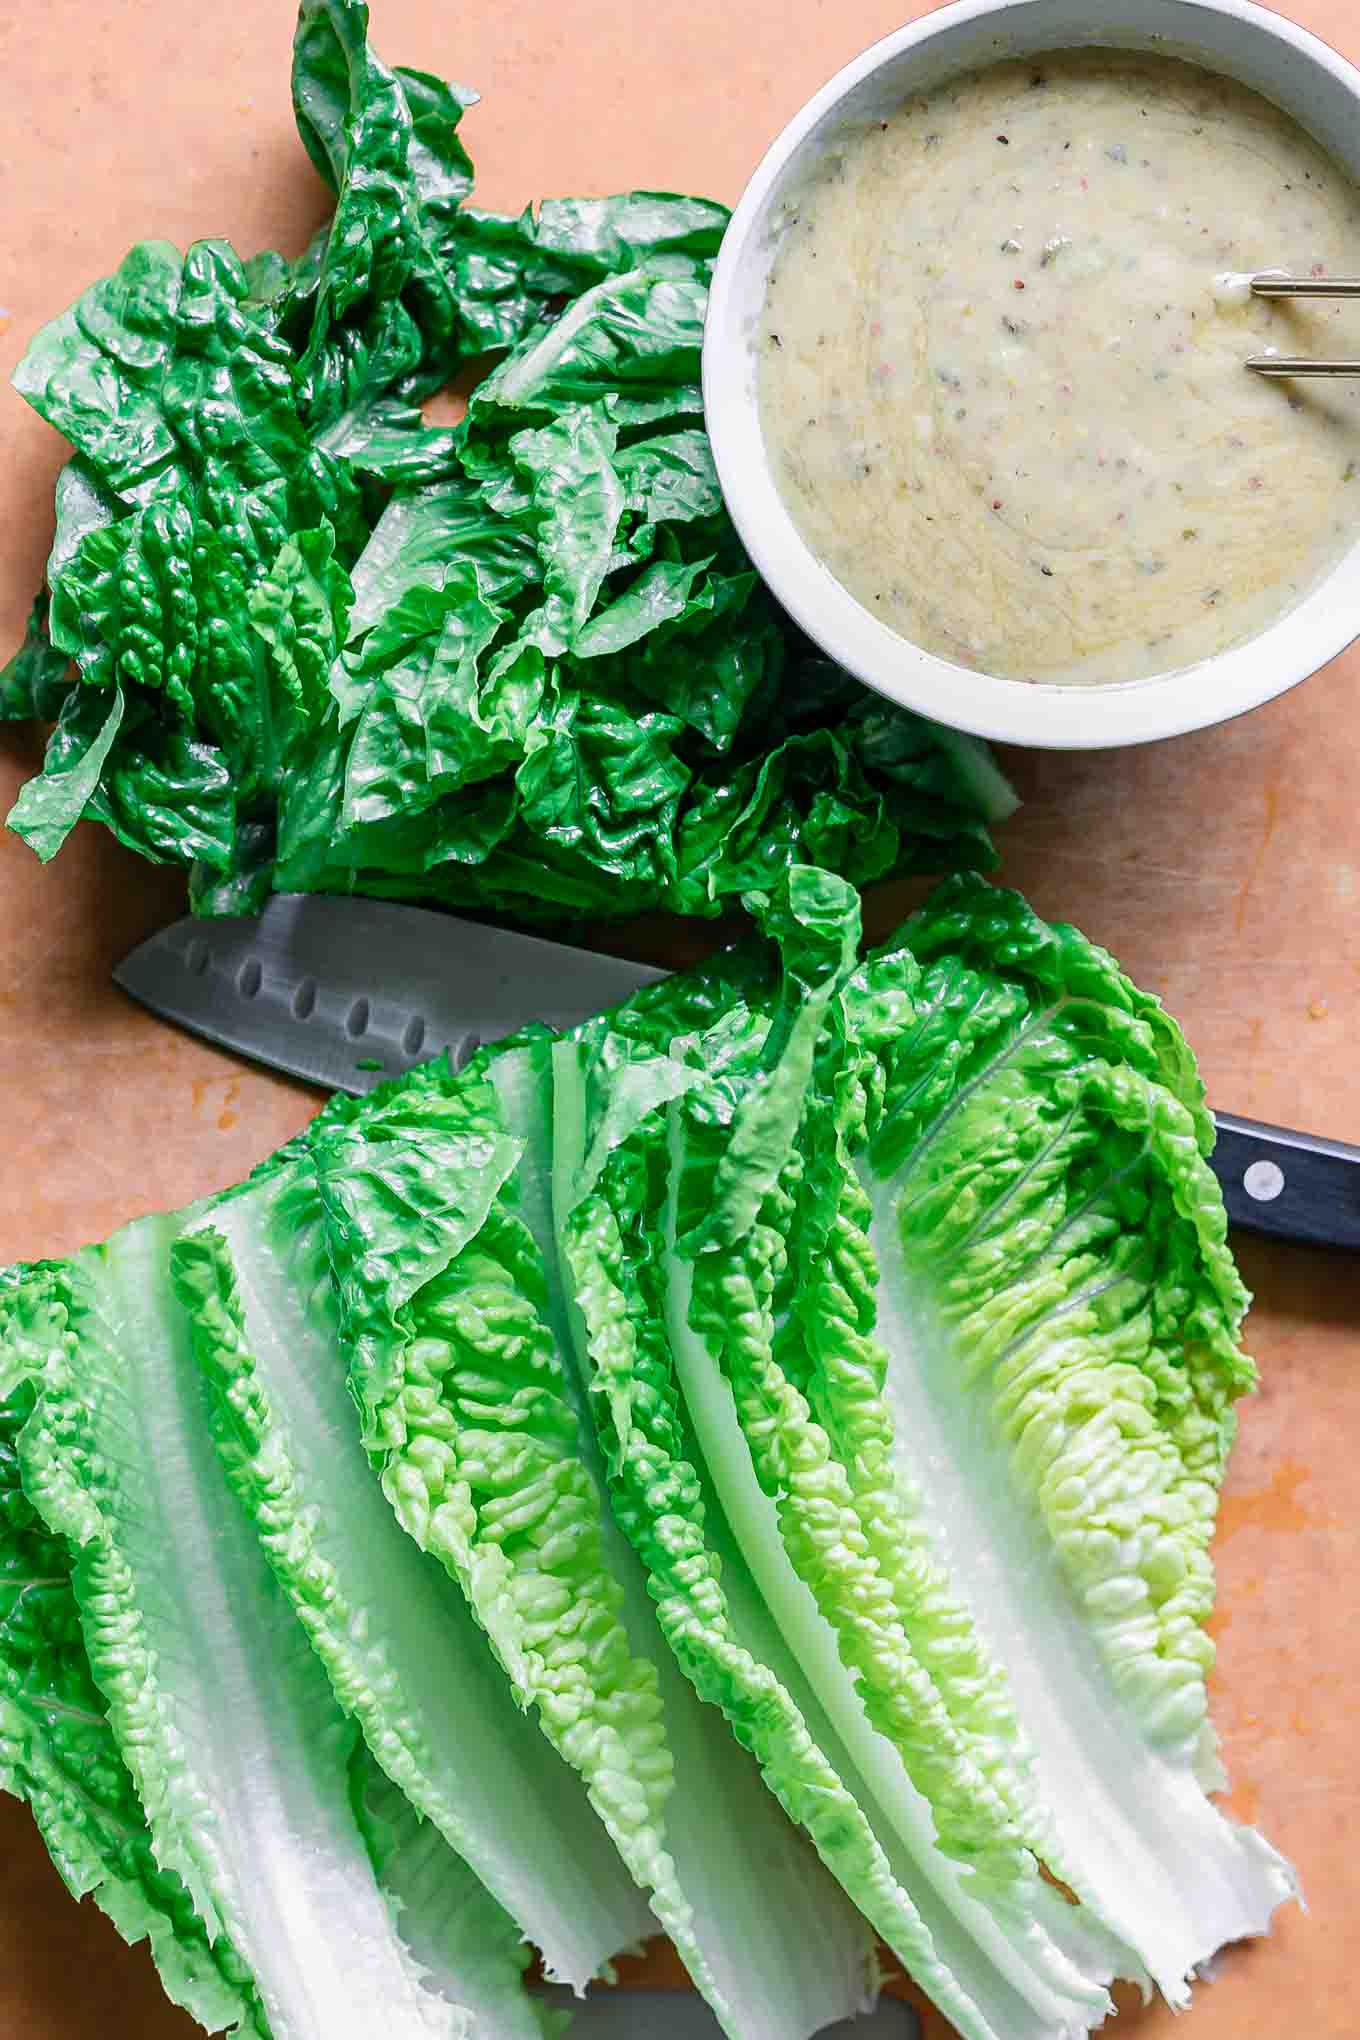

left=542, top=1988, right=916, bottom=2036
left=112, top=892, right=666, bottom=1094
left=115, top=895, right=1360, bottom=1252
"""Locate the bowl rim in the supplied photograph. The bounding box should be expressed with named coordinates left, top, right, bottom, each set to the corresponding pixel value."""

left=702, top=0, right=1360, bottom=749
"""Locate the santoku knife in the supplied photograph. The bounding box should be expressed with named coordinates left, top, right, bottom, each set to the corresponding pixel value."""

left=115, top=893, right=1360, bottom=1254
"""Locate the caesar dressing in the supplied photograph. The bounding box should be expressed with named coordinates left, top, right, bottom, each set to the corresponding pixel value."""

left=758, top=50, right=1360, bottom=684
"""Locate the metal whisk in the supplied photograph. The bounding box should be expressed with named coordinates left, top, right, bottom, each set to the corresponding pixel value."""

left=1246, top=273, right=1360, bottom=376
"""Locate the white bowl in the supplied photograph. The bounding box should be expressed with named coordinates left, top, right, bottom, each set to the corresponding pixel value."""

left=703, top=0, right=1360, bottom=749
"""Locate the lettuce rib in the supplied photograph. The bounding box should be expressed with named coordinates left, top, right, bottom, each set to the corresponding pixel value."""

left=350, top=1753, right=557, bottom=2040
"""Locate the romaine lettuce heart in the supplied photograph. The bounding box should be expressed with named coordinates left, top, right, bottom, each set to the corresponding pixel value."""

left=0, top=865, right=1296, bottom=2040
left=308, top=1049, right=881, bottom=2040
left=548, top=867, right=1295, bottom=2036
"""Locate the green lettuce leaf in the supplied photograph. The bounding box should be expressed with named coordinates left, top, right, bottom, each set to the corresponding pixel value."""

left=5, top=228, right=368, bottom=883
left=552, top=878, right=1128, bottom=2040
left=0, top=1225, right=515, bottom=2038
left=349, top=1754, right=560, bottom=2040
left=311, top=1066, right=721, bottom=2001
left=450, top=193, right=724, bottom=356
left=311, top=1052, right=880, bottom=2040
left=290, top=0, right=474, bottom=420
left=548, top=1041, right=1001, bottom=2036
left=48, top=458, right=121, bottom=587
left=317, top=393, right=462, bottom=483
left=0, top=1311, right=268, bottom=2036
left=170, top=1153, right=656, bottom=1994
left=468, top=265, right=708, bottom=427
left=248, top=523, right=355, bottom=728
left=844, top=875, right=1296, bottom=1998
left=8, top=688, right=126, bottom=863
left=346, top=481, right=540, bottom=643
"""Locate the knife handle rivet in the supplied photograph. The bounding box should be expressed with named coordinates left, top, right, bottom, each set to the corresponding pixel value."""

left=1243, top=1159, right=1286, bottom=1203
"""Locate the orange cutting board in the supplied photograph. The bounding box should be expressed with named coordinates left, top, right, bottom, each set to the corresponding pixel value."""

left=0, top=2, right=1355, bottom=2034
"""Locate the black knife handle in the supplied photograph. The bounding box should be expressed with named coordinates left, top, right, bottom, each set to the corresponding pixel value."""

left=1212, top=1111, right=1360, bottom=1252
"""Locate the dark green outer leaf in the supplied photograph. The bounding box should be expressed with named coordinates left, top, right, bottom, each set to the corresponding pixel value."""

left=0, top=596, right=72, bottom=723
left=347, top=482, right=539, bottom=636
left=318, top=393, right=463, bottom=482
left=291, top=0, right=473, bottom=413
left=91, top=709, right=236, bottom=871
left=510, top=406, right=625, bottom=653
left=572, top=555, right=711, bottom=661
left=451, top=192, right=727, bottom=357
left=12, top=243, right=184, bottom=504
left=48, top=460, right=120, bottom=587
left=394, top=66, right=477, bottom=220
left=471, top=266, right=709, bottom=423
left=8, top=690, right=126, bottom=864
left=614, top=429, right=725, bottom=526
left=249, top=522, right=354, bottom=723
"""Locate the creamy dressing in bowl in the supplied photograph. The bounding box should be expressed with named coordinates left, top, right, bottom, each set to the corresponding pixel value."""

left=757, top=50, right=1360, bottom=685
